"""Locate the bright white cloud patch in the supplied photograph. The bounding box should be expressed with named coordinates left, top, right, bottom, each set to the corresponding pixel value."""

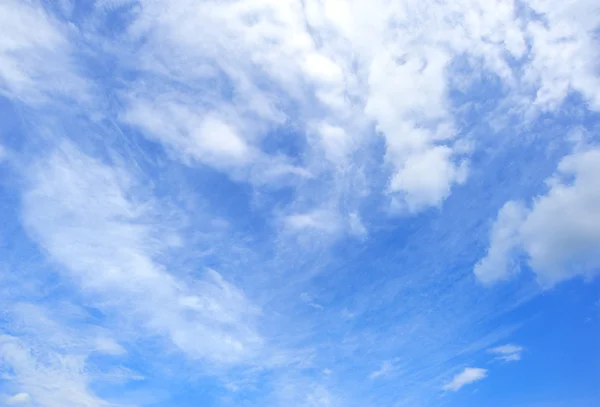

left=476, top=145, right=600, bottom=287
left=442, top=367, right=488, bottom=392
left=109, top=0, right=600, bottom=220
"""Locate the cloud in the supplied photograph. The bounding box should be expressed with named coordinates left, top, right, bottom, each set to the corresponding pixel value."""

left=5, top=393, right=30, bottom=405
left=0, top=335, right=106, bottom=407
left=284, top=210, right=341, bottom=235
left=93, top=336, right=126, bottom=356
left=475, top=145, right=600, bottom=287
left=2, top=1, right=600, bottom=406
left=442, top=367, right=488, bottom=392
left=0, top=0, right=88, bottom=104
left=474, top=201, right=529, bottom=285
left=369, top=359, right=400, bottom=380
left=21, top=142, right=264, bottom=365
left=0, top=299, right=136, bottom=407
left=488, top=344, right=524, bottom=362
left=123, top=98, right=254, bottom=168
left=275, top=379, right=338, bottom=407
left=300, top=293, right=324, bottom=310
left=94, top=0, right=600, bottom=234
left=523, top=0, right=600, bottom=112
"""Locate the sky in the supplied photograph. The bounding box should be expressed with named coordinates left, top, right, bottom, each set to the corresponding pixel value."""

left=0, top=1, right=599, bottom=406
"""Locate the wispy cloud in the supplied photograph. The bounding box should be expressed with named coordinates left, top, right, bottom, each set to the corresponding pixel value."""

left=0, top=334, right=106, bottom=407
left=0, top=0, right=599, bottom=406
left=488, top=344, right=525, bottom=362
left=0, top=0, right=89, bottom=104
left=442, top=367, right=488, bottom=392
left=21, top=142, right=264, bottom=365
left=369, top=358, right=401, bottom=380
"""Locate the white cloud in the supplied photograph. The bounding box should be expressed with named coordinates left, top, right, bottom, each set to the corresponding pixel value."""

left=21, top=142, right=264, bottom=365
left=0, top=300, right=134, bottom=407
left=123, top=98, right=254, bottom=168
left=3, top=1, right=600, bottom=405
left=475, top=145, right=600, bottom=287
left=304, top=53, right=344, bottom=85
left=0, top=0, right=88, bottom=104
left=488, top=344, right=524, bottom=362
left=388, top=146, right=468, bottom=212
left=284, top=208, right=370, bottom=240
left=276, top=380, right=338, bottom=407
left=0, top=335, right=105, bottom=407
left=284, top=209, right=341, bottom=234
left=520, top=147, right=600, bottom=286
left=5, top=393, right=30, bottom=405
left=348, top=211, right=367, bottom=238
left=300, top=292, right=324, bottom=310
left=523, top=0, right=600, bottom=112
left=122, top=94, right=309, bottom=186
left=93, top=336, right=126, bottom=356
left=101, top=0, right=600, bottom=227
left=314, top=123, right=353, bottom=166
left=369, top=359, right=400, bottom=379
left=474, top=201, right=529, bottom=285
left=442, top=367, right=488, bottom=392
left=366, top=47, right=467, bottom=211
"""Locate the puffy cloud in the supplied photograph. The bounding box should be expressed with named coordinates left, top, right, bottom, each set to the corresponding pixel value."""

left=523, top=0, right=600, bottom=112
left=474, top=201, right=529, bottom=285
left=442, top=367, right=488, bottom=392
left=96, top=0, right=600, bottom=226
left=475, top=146, right=600, bottom=287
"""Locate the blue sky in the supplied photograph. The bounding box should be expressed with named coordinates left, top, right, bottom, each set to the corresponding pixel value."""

left=0, top=1, right=599, bottom=406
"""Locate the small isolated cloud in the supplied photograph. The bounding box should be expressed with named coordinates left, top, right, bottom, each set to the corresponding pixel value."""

left=370, top=359, right=400, bottom=379
left=488, top=344, right=524, bottom=362
left=284, top=210, right=341, bottom=236
left=93, top=336, right=126, bottom=356
left=5, top=393, right=30, bottom=405
left=300, top=293, right=324, bottom=310
left=442, top=368, right=488, bottom=392
left=341, top=309, right=355, bottom=320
